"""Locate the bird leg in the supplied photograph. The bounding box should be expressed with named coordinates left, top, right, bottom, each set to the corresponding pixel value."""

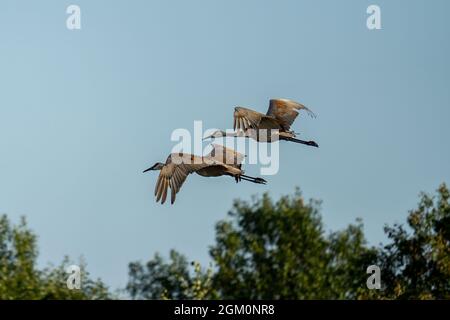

left=239, top=174, right=267, bottom=184
left=285, top=137, right=319, bottom=148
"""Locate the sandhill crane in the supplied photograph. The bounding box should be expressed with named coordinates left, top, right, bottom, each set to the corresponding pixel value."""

left=143, top=144, right=267, bottom=205
left=204, top=98, right=318, bottom=147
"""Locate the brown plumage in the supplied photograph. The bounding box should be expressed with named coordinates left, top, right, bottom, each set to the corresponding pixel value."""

left=234, top=98, right=316, bottom=132
left=143, top=144, right=266, bottom=205
left=205, top=99, right=319, bottom=147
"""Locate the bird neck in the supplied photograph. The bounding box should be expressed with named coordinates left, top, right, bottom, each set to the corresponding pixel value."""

left=217, top=131, right=238, bottom=137
left=226, top=131, right=239, bottom=137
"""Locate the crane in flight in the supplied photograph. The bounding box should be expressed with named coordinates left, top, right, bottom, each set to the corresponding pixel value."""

left=143, top=144, right=267, bottom=204
left=204, top=98, right=318, bottom=147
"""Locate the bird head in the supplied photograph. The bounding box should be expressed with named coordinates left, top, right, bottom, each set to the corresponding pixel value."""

left=143, top=162, right=165, bottom=173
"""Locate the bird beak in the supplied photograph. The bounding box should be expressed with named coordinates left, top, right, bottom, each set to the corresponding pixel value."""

left=143, top=165, right=156, bottom=173
left=203, top=136, right=211, bottom=141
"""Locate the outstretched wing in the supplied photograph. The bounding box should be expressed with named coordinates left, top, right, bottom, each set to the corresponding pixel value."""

left=154, top=153, right=207, bottom=204
left=267, top=99, right=316, bottom=131
left=207, top=144, right=245, bottom=168
left=233, top=107, right=265, bottom=132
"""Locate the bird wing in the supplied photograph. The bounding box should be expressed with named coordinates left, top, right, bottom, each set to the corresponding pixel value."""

left=257, top=117, right=283, bottom=130
left=154, top=153, right=207, bottom=204
left=266, top=99, right=316, bottom=131
left=207, top=144, right=245, bottom=167
left=233, top=107, right=265, bottom=131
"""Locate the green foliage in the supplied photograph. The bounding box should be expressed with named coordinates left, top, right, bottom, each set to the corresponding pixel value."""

left=327, top=220, right=378, bottom=299
left=3, top=183, right=449, bottom=299
left=210, top=189, right=376, bottom=299
left=0, top=214, right=111, bottom=300
left=0, top=216, right=41, bottom=299
left=127, top=250, right=217, bottom=299
left=127, top=185, right=450, bottom=300
left=371, top=183, right=450, bottom=299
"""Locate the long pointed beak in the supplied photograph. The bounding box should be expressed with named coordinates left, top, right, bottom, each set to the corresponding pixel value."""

left=203, top=136, right=211, bottom=141
left=143, top=167, right=153, bottom=173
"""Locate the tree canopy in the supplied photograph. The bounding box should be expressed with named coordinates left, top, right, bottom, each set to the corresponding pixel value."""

left=1, top=184, right=449, bottom=299
left=0, top=215, right=111, bottom=300
left=127, top=184, right=450, bottom=300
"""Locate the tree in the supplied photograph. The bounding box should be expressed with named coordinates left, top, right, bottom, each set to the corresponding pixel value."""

left=0, top=214, right=111, bottom=300
left=127, top=189, right=377, bottom=299
left=127, top=250, right=216, bottom=299
left=127, top=185, right=450, bottom=299
left=210, top=190, right=376, bottom=299
left=373, top=184, right=450, bottom=299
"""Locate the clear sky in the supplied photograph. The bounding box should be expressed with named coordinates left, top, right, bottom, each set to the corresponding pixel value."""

left=1, top=0, right=449, bottom=291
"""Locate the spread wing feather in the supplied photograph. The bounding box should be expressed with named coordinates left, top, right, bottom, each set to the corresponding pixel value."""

left=267, top=99, right=316, bottom=131
left=233, top=107, right=264, bottom=131
left=154, top=153, right=209, bottom=204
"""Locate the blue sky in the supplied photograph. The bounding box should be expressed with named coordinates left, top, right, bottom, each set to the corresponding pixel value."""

left=1, top=0, right=449, bottom=291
